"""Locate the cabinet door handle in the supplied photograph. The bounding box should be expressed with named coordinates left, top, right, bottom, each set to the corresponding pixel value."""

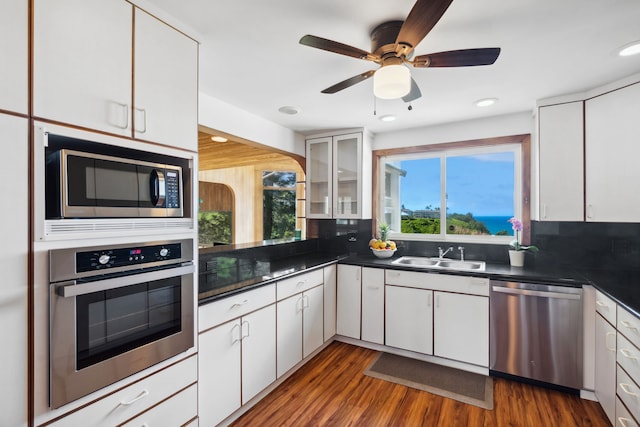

left=111, top=102, right=129, bottom=129
left=427, top=293, right=431, bottom=307
left=621, top=321, right=639, bottom=331
left=587, top=204, right=594, bottom=219
left=296, top=295, right=304, bottom=313
left=542, top=204, right=548, bottom=219
left=134, top=107, right=147, bottom=133
left=356, top=268, right=361, bottom=281
left=241, top=320, right=250, bottom=339
left=606, top=332, right=617, bottom=352
left=620, top=383, right=638, bottom=397
left=595, top=300, right=610, bottom=309
left=620, top=348, right=637, bottom=360
left=231, top=323, right=241, bottom=344
left=367, top=286, right=380, bottom=290
left=231, top=299, right=249, bottom=309
left=119, top=389, right=149, bottom=406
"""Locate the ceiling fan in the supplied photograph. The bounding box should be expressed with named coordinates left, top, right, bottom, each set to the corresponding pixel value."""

left=299, top=0, right=500, bottom=102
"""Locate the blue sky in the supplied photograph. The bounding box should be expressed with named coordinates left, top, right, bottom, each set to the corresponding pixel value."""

left=399, top=152, right=515, bottom=217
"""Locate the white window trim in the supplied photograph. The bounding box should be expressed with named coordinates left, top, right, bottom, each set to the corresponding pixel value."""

left=380, top=144, right=522, bottom=245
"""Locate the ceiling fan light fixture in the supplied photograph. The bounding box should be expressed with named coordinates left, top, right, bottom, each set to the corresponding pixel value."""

left=211, top=135, right=228, bottom=142
left=618, top=40, right=640, bottom=57
left=373, top=65, right=411, bottom=99
left=379, top=114, right=397, bottom=122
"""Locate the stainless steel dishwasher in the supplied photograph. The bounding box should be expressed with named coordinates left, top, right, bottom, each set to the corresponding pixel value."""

left=489, top=280, right=583, bottom=391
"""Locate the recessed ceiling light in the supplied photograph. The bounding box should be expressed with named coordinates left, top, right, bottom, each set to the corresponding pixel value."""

left=379, top=114, right=396, bottom=122
left=278, top=106, right=301, bottom=115
left=618, top=40, right=640, bottom=57
left=475, top=98, right=498, bottom=107
left=211, top=135, right=228, bottom=142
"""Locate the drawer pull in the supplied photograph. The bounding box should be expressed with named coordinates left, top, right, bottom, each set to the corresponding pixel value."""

left=618, top=416, right=634, bottom=427
left=595, top=300, right=610, bottom=309
left=620, top=348, right=638, bottom=360
left=296, top=280, right=306, bottom=287
left=620, top=383, right=638, bottom=397
left=621, top=320, right=639, bottom=331
left=119, top=389, right=149, bottom=406
left=231, top=299, right=249, bottom=309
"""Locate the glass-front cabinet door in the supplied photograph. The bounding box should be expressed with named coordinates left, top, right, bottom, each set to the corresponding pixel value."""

left=306, top=137, right=332, bottom=218
left=333, top=133, right=362, bottom=218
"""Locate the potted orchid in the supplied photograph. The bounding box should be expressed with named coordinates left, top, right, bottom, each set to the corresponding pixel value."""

left=507, top=217, right=538, bottom=267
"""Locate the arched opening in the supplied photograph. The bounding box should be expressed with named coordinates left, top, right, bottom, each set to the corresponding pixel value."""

left=198, top=126, right=306, bottom=245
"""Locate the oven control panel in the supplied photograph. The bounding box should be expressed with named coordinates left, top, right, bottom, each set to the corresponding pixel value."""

left=76, top=242, right=183, bottom=272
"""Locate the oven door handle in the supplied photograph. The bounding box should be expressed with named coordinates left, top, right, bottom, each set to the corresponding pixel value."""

left=56, top=263, right=194, bottom=298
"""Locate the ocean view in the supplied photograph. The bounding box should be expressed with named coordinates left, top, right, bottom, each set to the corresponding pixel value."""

left=474, top=215, right=513, bottom=235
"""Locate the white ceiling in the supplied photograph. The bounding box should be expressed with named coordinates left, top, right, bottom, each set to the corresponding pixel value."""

left=147, top=0, right=640, bottom=135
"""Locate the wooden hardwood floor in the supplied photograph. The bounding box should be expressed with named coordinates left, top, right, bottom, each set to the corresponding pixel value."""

left=231, top=341, right=610, bottom=427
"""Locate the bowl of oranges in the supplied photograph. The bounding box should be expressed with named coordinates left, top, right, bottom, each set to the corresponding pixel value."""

left=369, top=239, right=397, bottom=258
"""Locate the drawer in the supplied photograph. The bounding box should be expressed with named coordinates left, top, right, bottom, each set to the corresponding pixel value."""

left=596, top=290, right=617, bottom=326
left=618, top=364, right=640, bottom=422
left=120, top=384, right=197, bottom=426
left=619, top=333, right=640, bottom=383
left=199, top=284, right=276, bottom=332
left=619, top=307, right=640, bottom=350
left=51, top=356, right=197, bottom=427
left=277, top=269, right=323, bottom=301
left=385, top=269, right=489, bottom=296
left=617, top=397, right=639, bottom=427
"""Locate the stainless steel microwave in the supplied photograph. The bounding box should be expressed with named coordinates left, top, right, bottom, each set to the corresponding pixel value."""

left=46, top=148, right=184, bottom=218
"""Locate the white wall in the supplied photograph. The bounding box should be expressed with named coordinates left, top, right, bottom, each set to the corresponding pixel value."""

left=199, top=92, right=305, bottom=157
left=372, top=111, right=534, bottom=150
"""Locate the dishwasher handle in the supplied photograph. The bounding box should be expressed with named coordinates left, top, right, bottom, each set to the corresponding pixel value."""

left=491, top=285, right=581, bottom=300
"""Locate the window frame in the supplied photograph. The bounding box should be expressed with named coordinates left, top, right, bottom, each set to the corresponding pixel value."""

left=372, top=134, right=532, bottom=245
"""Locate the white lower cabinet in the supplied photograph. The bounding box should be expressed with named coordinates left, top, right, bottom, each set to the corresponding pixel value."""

left=595, top=312, right=617, bottom=425
left=361, top=268, right=384, bottom=345
left=385, top=285, right=433, bottom=354
left=336, top=264, right=361, bottom=339
left=198, top=285, right=276, bottom=427
left=277, top=284, right=324, bottom=377
left=199, top=304, right=276, bottom=426
left=323, top=264, right=337, bottom=341
left=433, top=291, right=488, bottom=366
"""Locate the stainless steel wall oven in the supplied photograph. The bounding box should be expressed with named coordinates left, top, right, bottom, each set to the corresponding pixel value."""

left=48, top=239, right=194, bottom=408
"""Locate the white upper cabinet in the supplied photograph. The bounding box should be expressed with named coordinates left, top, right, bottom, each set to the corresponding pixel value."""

left=133, top=9, right=198, bottom=150
left=33, top=1, right=198, bottom=150
left=538, top=101, right=584, bottom=221
left=33, top=0, right=133, bottom=136
left=585, top=82, right=640, bottom=222
left=0, top=1, right=28, bottom=114
left=306, top=131, right=372, bottom=219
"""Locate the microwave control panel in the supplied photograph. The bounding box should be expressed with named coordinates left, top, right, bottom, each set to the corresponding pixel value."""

left=165, top=169, right=181, bottom=208
left=75, top=242, right=182, bottom=272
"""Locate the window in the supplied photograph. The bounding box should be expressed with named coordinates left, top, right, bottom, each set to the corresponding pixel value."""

left=378, top=137, right=527, bottom=244
left=262, top=171, right=297, bottom=240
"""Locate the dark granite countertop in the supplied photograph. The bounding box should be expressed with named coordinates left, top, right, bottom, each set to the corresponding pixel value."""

left=199, top=249, right=640, bottom=318
left=198, top=252, right=346, bottom=304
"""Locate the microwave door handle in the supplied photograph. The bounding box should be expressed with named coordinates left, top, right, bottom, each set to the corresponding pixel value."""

left=150, top=169, right=166, bottom=207
left=56, top=263, right=194, bottom=298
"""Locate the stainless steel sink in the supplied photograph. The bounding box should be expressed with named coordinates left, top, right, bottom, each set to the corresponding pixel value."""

left=391, top=256, right=486, bottom=271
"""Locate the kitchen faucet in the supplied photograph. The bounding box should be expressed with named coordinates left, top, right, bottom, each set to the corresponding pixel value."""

left=458, top=246, right=465, bottom=261
left=438, top=246, right=454, bottom=259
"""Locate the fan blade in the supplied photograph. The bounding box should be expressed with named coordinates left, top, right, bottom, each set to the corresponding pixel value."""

left=300, top=35, right=377, bottom=61
left=396, top=0, right=454, bottom=50
left=321, top=70, right=376, bottom=94
left=413, top=48, right=501, bottom=67
left=402, top=78, right=422, bottom=102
